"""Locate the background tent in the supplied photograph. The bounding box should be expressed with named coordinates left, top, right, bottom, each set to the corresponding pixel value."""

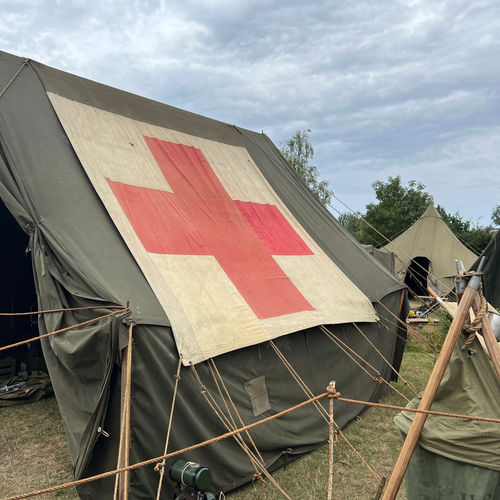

left=361, top=244, right=396, bottom=275
left=383, top=204, right=477, bottom=296
left=395, top=337, right=500, bottom=498
left=471, top=229, right=500, bottom=308
left=0, top=50, right=407, bottom=499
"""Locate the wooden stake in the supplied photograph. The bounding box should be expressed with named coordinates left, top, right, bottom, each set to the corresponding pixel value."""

left=115, top=324, right=134, bottom=500
left=327, top=381, right=337, bottom=500
left=382, top=283, right=480, bottom=499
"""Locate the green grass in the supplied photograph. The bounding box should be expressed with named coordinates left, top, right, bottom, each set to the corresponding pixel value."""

left=0, top=350, right=433, bottom=499
left=0, top=398, right=77, bottom=499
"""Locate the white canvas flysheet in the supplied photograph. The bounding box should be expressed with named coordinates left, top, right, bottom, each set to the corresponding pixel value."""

left=48, top=93, right=377, bottom=364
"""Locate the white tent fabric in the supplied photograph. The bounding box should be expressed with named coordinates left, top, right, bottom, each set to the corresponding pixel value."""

left=49, top=93, right=376, bottom=364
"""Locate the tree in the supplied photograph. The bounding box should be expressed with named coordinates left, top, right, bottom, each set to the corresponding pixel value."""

left=280, top=129, right=332, bottom=206
left=338, top=212, right=362, bottom=235
left=437, top=205, right=493, bottom=254
left=492, top=205, right=500, bottom=226
left=354, top=176, right=433, bottom=246
left=340, top=176, right=494, bottom=254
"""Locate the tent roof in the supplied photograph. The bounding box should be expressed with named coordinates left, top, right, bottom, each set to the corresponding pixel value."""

left=0, top=50, right=404, bottom=365
left=383, top=204, right=477, bottom=289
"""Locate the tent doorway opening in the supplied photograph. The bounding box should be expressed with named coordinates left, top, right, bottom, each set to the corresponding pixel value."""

left=404, top=256, right=430, bottom=297
left=0, top=198, right=43, bottom=379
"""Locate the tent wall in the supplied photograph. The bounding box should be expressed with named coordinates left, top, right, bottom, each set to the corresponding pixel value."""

left=0, top=50, right=407, bottom=498
left=471, top=229, right=499, bottom=308
left=80, top=291, right=405, bottom=498
left=361, top=244, right=396, bottom=275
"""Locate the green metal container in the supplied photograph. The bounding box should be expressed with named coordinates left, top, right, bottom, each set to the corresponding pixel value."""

left=169, top=460, right=212, bottom=491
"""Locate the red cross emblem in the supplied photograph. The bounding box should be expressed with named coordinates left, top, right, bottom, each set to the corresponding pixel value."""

left=107, top=137, right=315, bottom=319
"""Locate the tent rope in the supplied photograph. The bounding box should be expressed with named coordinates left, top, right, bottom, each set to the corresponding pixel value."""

left=205, top=360, right=266, bottom=486
left=208, top=359, right=266, bottom=467
left=376, top=301, right=441, bottom=357
left=5, top=387, right=500, bottom=500
left=0, top=307, right=130, bottom=352
left=154, top=355, right=183, bottom=500
left=0, top=305, right=127, bottom=316
left=269, top=340, right=329, bottom=422
left=352, top=322, right=417, bottom=395
left=0, top=391, right=329, bottom=500
left=0, top=58, right=29, bottom=99
left=319, top=325, right=410, bottom=402
left=190, top=364, right=262, bottom=473
left=330, top=193, right=457, bottom=298
left=376, top=314, right=437, bottom=359
left=268, top=340, right=383, bottom=486
left=190, top=365, right=289, bottom=497
left=336, top=396, right=500, bottom=423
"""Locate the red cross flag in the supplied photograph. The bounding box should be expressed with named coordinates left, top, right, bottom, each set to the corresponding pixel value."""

left=48, top=93, right=377, bottom=365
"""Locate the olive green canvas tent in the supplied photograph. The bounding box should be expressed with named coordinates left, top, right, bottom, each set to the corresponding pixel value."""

left=472, top=229, right=500, bottom=308
left=383, top=204, right=477, bottom=296
left=395, top=337, right=500, bottom=498
left=0, top=50, right=407, bottom=499
left=361, top=244, right=396, bottom=275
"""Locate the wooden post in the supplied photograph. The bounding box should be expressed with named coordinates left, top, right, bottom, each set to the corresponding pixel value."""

left=382, top=279, right=481, bottom=499
left=327, top=381, right=337, bottom=500
left=115, top=324, right=134, bottom=500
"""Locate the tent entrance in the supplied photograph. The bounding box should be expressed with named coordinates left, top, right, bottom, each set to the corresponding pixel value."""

left=404, top=256, right=430, bottom=297
left=0, top=198, right=43, bottom=377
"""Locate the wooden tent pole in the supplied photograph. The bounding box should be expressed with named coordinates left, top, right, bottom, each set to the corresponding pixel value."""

left=382, top=267, right=483, bottom=500
left=117, top=323, right=134, bottom=500
left=472, top=294, right=500, bottom=382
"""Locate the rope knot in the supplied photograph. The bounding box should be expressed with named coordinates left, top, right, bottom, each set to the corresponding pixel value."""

left=154, top=460, right=165, bottom=472
left=327, top=381, right=340, bottom=399
left=462, top=284, right=487, bottom=350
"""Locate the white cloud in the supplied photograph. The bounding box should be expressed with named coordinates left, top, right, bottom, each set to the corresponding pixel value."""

left=1, top=0, right=499, bottom=222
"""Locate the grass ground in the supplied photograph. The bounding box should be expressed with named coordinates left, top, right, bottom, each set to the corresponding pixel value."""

left=0, top=348, right=434, bottom=499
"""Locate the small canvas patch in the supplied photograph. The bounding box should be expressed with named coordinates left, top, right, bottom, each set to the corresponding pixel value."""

left=244, top=376, right=271, bottom=416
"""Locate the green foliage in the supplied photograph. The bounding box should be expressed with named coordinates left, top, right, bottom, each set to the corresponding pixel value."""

left=435, top=308, right=452, bottom=337
left=337, top=211, right=362, bottom=234
left=280, top=129, right=332, bottom=206
left=347, top=176, right=433, bottom=246
left=340, top=176, right=494, bottom=253
left=492, top=205, right=500, bottom=226
left=437, top=205, right=493, bottom=254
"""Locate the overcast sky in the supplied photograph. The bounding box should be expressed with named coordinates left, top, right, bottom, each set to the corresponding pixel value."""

left=1, top=0, right=499, bottom=224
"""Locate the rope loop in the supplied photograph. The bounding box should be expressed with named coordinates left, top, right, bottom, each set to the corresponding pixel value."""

left=462, top=284, right=487, bottom=350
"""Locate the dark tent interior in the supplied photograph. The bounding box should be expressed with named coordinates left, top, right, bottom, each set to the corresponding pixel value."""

left=0, top=198, right=42, bottom=378
left=404, top=256, right=430, bottom=297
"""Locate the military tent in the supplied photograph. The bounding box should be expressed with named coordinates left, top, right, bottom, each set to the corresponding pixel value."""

left=383, top=204, right=477, bottom=296
left=361, top=244, right=395, bottom=275
left=395, top=336, right=500, bottom=498
left=471, top=229, right=500, bottom=308
left=0, top=51, right=407, bottom=499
